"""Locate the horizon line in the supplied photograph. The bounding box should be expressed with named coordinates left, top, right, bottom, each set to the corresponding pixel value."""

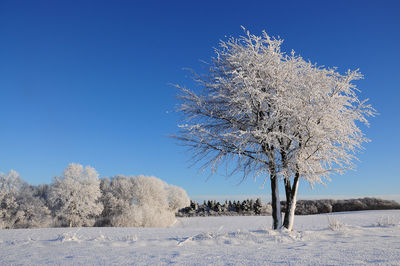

left=189, top=194, right=400, bottom=203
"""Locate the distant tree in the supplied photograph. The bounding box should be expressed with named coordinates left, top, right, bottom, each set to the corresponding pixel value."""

left=126, top=175, right=188, bottom=227
left=215, top=202, right=222, bottom=212
left=100, top=175, right=189, bottom=227
left=241, top=199, right=251, bottom=212
left=254, top=198, right=263, bottom=215
left=0, top=171, right=51, bottom=229
left=228, top=200, right=233, bottom=211
left=207, top=200, right=212, bottom=210
left=99, top=176, right=134, bottom=226
left=14, top=184, right=52, bottom=228
left=222, top=200, right=229, bottom=212
left=190, top=200, right=198, bottom=211
left=167, top=185, right=190, bottom=212
left=34, top=184, right=50, bottom=202
left=175, top=28, right=374, bottom=230
left=234, top=201, right=240, bottom=212
left=49, top=163, right=103, bottom=227
left=249, top=199, right=255, bottom=211
left=0, top=170, right=23, bottom=229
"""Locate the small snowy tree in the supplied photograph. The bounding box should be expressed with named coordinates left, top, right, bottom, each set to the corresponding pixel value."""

left=175, top=28, right=374, bottom=230
left=49, top=163, right=103, bottom=227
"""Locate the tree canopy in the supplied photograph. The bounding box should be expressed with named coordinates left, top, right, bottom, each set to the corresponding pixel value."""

left=175, top=28, right=375, bottom=230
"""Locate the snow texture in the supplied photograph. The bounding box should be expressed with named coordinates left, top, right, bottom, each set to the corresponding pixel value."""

left=0, top=210, right=399, bottom=265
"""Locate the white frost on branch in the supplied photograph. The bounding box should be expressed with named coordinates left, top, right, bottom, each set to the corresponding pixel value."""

left=175, top=28, right=375, bottom=230
left=175, top=28, right=375, bottom=185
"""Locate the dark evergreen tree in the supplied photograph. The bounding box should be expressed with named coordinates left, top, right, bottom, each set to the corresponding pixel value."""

left=254, top=198, right=263, bottom=215
left=249, top=199, right=255, bottom=212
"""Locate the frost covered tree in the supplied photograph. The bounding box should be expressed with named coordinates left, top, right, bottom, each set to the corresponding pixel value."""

left=126, top=175, right=190, bottom=227
left=13, top=184, right=52, bottom=228
left=175, top=28, right=374, bottom=230
left=166, top=185, right=190, bottom=212
left=49, top=163, right=103, bottom=227
left=127, top=175, right=174, bottom=227
left=0, top=170, right=23, bottom=229
left=100, top=175, right=189, bottom=227
left=99, top=176, right=134, bottom=226
left=254, top=198, right=263, bottom=215
left=0, top=171, right=51, bottom=229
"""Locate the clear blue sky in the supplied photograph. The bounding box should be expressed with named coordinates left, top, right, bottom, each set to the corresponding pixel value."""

left=1, top=0, right=399, bottom=201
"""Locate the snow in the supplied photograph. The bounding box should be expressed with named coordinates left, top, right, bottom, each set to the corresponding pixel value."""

left=1, top=210, right=399, bottom=265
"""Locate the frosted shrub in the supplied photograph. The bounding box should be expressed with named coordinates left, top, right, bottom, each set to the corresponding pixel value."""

left=376, top=216, right=397, bottom=227
left=167, top=185, right=190, bottom=212
left=102, top=175, right=189, bottom=227
left=327, top=215, right=345, bottom=231
left=116, top=204, right=176, bottom=227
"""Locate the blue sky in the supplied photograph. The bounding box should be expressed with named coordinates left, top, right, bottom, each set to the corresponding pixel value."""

left=1, top=0, right=399, bottom=201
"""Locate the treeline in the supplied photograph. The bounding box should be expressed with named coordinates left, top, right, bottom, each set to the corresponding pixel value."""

left=2, top=165, right=399, bottom=229
left=177, top=199, right=272, bottom=217
left=288, top=198, right=400, bottom=215
left=0, top=164, right=190, bottom=229
left=177, top=197, right=400, bottom=217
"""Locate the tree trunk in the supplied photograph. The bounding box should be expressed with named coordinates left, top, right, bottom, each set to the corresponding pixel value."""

left=265, top=145, right=281, bottom=230
left=270, top=170, right=282, bottom=230
left=283, top=172, right=299, bottom=230
left=283, top=178, right=292, bottom=228
left=281, top=147, right=291, bottom=228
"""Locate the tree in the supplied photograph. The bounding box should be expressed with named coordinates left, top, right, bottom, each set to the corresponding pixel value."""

left=99, top=175, right=190, bottom=227
left=0, top=171, right=51, bottom=229
left=129, top=175, right=190, bottom=227
left=167, top=185, right=190, bottom=212
left=175, top=28, right=374, bottom=230
left=13, top=184, right=52, bottom=228
left=49, top=163, right=103, bottom=227
left=271, top=42, right=375, bottom=230
left=99, top=175, right=136, bottom=226
left=254, top=198, right=263, bottom=215
left=0, top=170, right=23, bottom=229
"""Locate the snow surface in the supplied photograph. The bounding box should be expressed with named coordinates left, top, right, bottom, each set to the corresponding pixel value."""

left=0, top=210, right=399, bottom=265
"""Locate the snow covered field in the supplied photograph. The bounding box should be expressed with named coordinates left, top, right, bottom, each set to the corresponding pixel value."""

left=1, top=210, right=399, bottom=265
